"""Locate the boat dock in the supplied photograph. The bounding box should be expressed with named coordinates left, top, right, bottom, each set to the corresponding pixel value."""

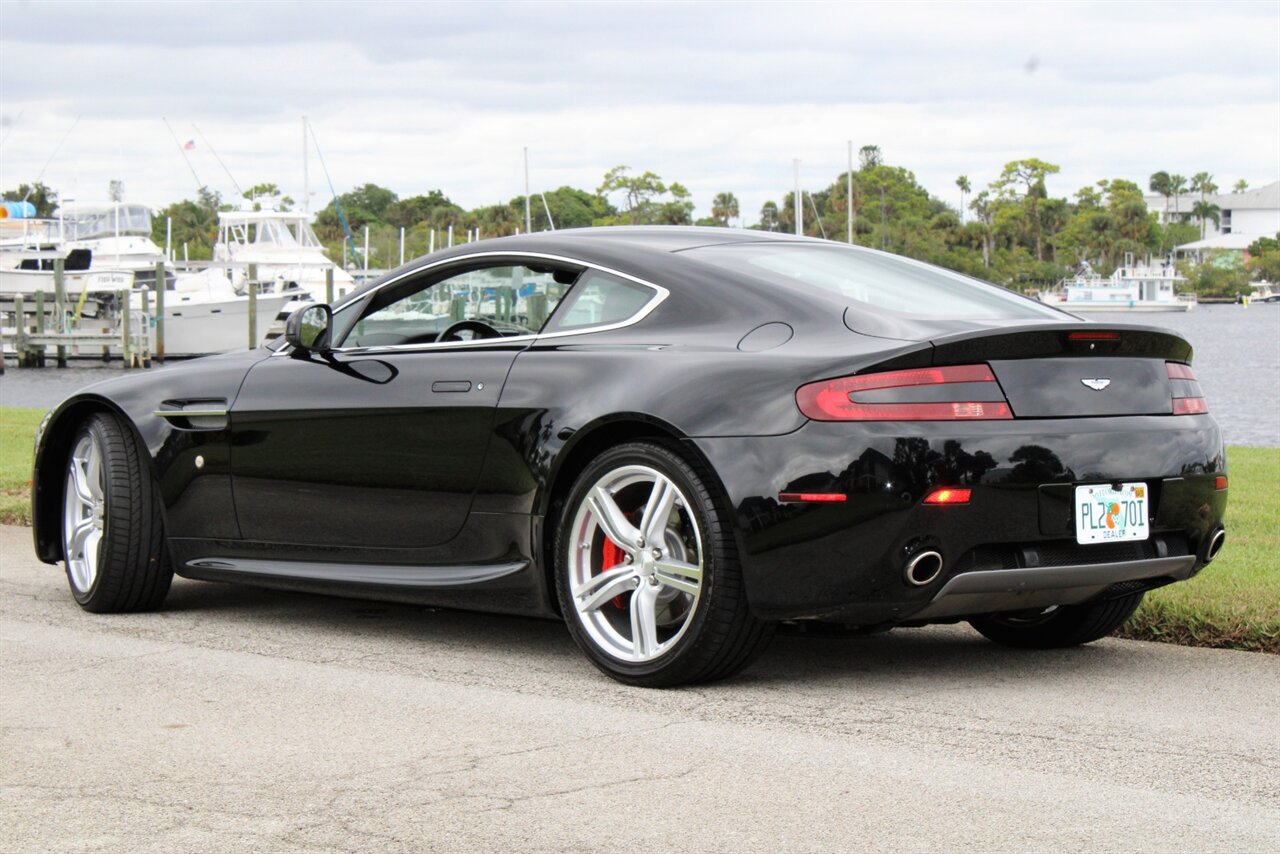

left=0, top=260, right=342, bottom=371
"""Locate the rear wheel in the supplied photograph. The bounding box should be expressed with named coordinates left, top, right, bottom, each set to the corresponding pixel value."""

left=968, top=592, right=1145, bottom=649
left=554, top=441, right=773, bottom=687
left=62, top=413, right=172, bottom=613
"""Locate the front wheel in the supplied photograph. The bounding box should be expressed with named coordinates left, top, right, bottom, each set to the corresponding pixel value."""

left=62, top=412, right=173, bottom=613
left=554, top=441, right=773, bottom=687
left=968, top=592, right=1145, bottom=649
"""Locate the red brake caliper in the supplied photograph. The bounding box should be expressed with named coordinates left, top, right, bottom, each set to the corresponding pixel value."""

left=597, top=513, right=638, bottom=609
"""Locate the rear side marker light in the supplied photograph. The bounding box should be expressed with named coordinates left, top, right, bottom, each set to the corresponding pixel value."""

left=1166, top=362, right=1208, bottom=415
left=778, top=492, right=847, bottom=503
left=796, top=364, right=1013, bottom=421
left=1214, top=476, right=1228, bottom=490
left=1172, top=397, right=1208, bottom=415
left=923, top=488, right=971, bottom=505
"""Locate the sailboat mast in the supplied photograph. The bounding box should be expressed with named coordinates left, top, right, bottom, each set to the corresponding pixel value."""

left=302, top=116, right=309, bottom=215
left=523, top=147, right=531, bottom=233
left=847, top=140, right=853, bottom=244
left=794, top=159, right=802, bottom=236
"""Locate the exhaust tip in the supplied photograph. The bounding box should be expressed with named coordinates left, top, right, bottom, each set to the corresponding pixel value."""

left=1204, top=529, right=1226, bottom=563
left=904, top=550, right=944, bottom=587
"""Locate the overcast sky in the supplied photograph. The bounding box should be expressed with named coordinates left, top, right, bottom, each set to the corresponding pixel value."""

left=2, top=0, right=1277, bottom=222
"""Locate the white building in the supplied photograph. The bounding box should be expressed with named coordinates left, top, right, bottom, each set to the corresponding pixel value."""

left=1144, top=180, right=1279, bottom=241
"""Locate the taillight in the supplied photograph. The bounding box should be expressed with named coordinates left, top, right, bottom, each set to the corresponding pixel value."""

left=796, top=364, right=1012, bottom=421
left=923, top=487, right=972, bottom=505
left=1167, top=362, right=1208, bottom=414
left=778, top=492, right=847, bottom=503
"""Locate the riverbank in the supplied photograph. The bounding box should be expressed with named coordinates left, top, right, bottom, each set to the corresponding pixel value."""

left=1, top=407, right=1275, bottom=653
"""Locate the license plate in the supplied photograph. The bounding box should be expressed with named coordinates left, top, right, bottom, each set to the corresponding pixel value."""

left=1074, top=483, right=1149, bottom=545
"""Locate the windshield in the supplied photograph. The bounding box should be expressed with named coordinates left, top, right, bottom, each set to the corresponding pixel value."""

left=255, top=219, right=299, bottom=247
left=683, top=243, right=1061, bottom=320
left=68, top=205, right=152, bottom=240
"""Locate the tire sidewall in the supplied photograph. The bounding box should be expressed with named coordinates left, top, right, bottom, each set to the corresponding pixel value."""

left=65, top=418, right=110, bottom=607
left=555, top=442, right=721, bottom=684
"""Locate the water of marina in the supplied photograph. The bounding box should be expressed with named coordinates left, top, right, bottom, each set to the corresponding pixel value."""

left=1086, top=304, right=1279, bottom=448
left=1, top=304, right=1277, bottom=446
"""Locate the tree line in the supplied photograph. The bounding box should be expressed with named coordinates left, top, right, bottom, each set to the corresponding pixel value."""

left=4, top=154, right=1273, bottom=297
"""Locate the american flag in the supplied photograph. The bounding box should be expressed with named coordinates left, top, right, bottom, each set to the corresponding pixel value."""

left=183, top=139, right=196, bottom=150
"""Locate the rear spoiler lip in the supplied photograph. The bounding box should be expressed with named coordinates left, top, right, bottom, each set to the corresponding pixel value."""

left=858, top=322, right=1193, bottom=375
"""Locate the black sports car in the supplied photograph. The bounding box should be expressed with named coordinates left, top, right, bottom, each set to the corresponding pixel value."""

left=31, top=227, right=1228, bottom=686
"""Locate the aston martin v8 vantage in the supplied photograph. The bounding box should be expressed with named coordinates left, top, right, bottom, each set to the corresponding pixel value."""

left=31, top=228, right=1228, bottom=686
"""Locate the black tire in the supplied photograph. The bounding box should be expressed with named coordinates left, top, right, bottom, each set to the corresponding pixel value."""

left=554, top=441, right=773, bottom=687
left=968, top=592, right=1145, bottom=649
left=62, top=412, right=173, bottom=613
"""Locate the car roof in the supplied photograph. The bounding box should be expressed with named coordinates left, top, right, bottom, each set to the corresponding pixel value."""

left=414, top=225, right=816, bottom=261
left=344, top=227, right=821, bottom=301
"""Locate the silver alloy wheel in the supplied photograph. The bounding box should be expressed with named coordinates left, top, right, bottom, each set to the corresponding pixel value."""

left=63, top=432, right=106, bottom=593
left=566, top=464, right=704, bottom=663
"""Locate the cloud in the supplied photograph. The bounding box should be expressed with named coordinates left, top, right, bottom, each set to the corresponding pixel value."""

left=1, top=0, right=1276, bottom=221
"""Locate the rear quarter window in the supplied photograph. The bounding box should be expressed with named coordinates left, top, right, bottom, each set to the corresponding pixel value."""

left=683, top=243, right=1060, bottom=320
left=544, top=271, right=655, bottom=332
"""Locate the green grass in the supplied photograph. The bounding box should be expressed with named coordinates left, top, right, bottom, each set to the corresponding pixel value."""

left=0, top=405, right=1275, bottom=652
left=1118, top=445, right=1279, bottom=653
left=0, top=407, right=41, bottom=526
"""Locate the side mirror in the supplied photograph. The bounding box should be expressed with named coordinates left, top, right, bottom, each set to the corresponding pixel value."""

left=285, top=303, right=333, bottom=353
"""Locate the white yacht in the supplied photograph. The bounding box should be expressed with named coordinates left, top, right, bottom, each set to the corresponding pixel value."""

left=1039, top=258, right=1195, bottom=313
left=62, top=203, right=171, bottom=289
left=214, top=209, right=353, bottom=302
left=1, top=209, right=292, bottom=357
left=0, top=216, right=134, bottom=296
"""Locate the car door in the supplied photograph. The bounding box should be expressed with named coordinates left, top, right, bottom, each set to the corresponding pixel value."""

left=229, top=258, right=574, bottom=551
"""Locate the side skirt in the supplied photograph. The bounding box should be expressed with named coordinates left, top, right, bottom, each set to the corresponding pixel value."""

left=174, top=554, right=555, bottom=618
left=183, top=556, right=527, bottom=587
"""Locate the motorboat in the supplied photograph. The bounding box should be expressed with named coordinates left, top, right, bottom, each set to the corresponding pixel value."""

left=214, top=208, right=353, bottom=302
left=1039, top=258, right=1195, bottom=312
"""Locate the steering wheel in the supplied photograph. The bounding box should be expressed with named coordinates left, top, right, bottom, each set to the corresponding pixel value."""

left=436, top=319, right=502, bottom=343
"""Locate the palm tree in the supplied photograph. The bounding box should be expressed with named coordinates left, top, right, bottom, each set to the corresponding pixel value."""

left=969, top=191, right=995, bottom=268
left=1169, top=174, right=1188, bottom=222
left=1190, top=172, right=1215, bottom=201
left=710, top=192, right=740, bottom=227
left=1191, top=200, right=1221, bottom=239
left=1233, top=179, right=1249, bottom=194
left=759, top=201, right=779, bottom=232
left=1149, top=171, right=1172, bottom=221
left=956, top=175, right=971, bottom=225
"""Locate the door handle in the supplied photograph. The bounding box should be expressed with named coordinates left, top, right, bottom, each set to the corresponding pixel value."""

left=431, top=381, right=472, bottom=393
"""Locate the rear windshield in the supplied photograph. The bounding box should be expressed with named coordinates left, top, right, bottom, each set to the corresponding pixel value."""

left=682, top=243, right=1061, bottom=320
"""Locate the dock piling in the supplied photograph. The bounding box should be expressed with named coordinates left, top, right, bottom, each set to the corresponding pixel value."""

left=34, top=291, right=47, bottom=367
left=248, top=283, right=258, bottom=349
left=120, top=290, right=132, bottom=367
left=247, top=264, right=258, bottom=350
left=14, top=294, right=29, bottom=367
left=53, top=259, right=67, bottom=368
left=155, top=260, right=166, bottom=362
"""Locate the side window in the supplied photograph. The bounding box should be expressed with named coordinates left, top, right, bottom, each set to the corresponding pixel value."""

left=544, top=271, right=655, bottom=333
left=338, top=264, right=575, bottom=348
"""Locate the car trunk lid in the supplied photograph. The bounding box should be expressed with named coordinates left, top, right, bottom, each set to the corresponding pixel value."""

left=989, top=357, right=1172, bottom=417
left=855, top=324, right=1195, bottom=419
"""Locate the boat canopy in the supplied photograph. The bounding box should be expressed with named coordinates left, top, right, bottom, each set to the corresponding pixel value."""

left=66, top=204, right=153, bottom=240
left=220, top=211, right=323, bottom=249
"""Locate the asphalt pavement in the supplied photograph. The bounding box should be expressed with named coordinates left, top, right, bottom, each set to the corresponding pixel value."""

left=2, top=524, right=1278, bottom=852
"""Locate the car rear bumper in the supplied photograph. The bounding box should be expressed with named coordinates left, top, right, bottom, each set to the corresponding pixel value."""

left=908, top=554, right=1196, bottom=621
left=690, top=414, right=1226, bottom=624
